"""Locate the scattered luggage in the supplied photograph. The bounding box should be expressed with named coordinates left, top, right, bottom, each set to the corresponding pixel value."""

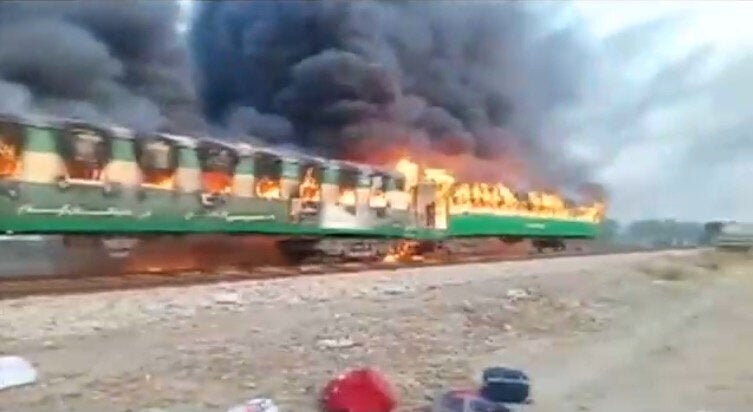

left=321, top=368, right=397, bottom=412
left=480, top=367, right=530, bottom=404
left=432, top=389, right=511, bottom=412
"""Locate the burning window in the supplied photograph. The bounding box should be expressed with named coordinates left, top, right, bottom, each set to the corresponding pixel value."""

left=59, top=125, right=111, bottom=181
left=298, top=162, right=321, bottom=202
left=134, top=137, right=178, bottom=189
left=337, top=167, right=359, bottom=207
left=497, top=184, right=519, bottom=208
left=197, top=141, right=238, bottom=194
left=254, top=151, right=282, bottom=200
left=450, top=182, right=528, bottom=215
left=0, top=120, right=22, bottom=178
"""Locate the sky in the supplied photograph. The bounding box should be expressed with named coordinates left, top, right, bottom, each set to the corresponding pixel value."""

left=561, top=1, right=753, bottom=222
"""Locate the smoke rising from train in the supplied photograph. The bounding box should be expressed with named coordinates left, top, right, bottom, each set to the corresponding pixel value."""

left=190, top=1, right=597, bottom=191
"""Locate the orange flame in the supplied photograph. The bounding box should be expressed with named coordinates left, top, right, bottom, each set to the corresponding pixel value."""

left=383, top=240, right=422, bottom=263
left=202, top=171, right=233, bottom=194
left=256, top=176, right=281, bottom=199
left=141, top=169, right=175, bottom=190
left=0, top=141, right=20, bottom=177
left=393, top=157, right=606, bottom=223
left=338, top=188, right=357, bottom=206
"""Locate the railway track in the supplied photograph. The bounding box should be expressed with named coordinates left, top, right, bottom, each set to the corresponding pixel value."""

left=0, top=246, right=688, bottom=300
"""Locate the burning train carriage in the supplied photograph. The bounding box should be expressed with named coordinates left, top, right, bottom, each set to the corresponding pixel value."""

left=0, top=114, right=603, bottom=266
left=0, top=117, right=141, bottom=233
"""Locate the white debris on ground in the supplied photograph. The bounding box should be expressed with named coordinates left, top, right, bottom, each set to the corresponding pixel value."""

left=2, top=250, right=747, bottom=412
left=0, top=356, right=37, bottom=391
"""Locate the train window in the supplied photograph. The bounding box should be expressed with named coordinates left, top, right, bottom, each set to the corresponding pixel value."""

left=197, top=141, right=238, bottom=194
left=369, top=173, right=388, bottom=208
left=298, top=160, right=322, bottom=202
left=337, top=167, right=359, bottom=206
left=59, top=124, right=111, bottom=182
left=134, top=137, right=178, bottom=189
left=0, top=120, right=23, bottom=178
left=254, top=151, right=282, bottom=199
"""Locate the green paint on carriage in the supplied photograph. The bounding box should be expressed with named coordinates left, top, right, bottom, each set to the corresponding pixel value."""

left=24, top=126, right=57, bottom=153
left=447, top=213, right=599, bottom=238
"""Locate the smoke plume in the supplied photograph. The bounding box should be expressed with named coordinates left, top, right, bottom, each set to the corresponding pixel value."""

left=190, top=0, right=596, bottom=188
left=0, top=0, right=203, bottom=133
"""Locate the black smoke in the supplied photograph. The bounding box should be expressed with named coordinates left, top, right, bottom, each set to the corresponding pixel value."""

left=0, top=0, right=602, bottom=191
left=0, top=0, right=203, bottom=133
left=190, top=0, right=596, bottom=185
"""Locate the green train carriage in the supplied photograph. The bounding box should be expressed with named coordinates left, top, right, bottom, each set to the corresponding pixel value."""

left=0, top=114, right=600, bottom=268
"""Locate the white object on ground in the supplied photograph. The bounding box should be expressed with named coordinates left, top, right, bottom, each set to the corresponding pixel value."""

left=0, top=356, right=37, bottom=391
left=227, top=398, right=279, bottom=412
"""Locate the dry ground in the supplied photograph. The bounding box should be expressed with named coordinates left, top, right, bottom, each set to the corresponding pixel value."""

left=1, top=250, right=752, bottom=412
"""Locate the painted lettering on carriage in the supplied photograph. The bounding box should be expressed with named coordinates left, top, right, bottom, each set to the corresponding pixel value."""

left=16, top=204, right=146, bottom=218
left=183, top=210, right=276, bottom=222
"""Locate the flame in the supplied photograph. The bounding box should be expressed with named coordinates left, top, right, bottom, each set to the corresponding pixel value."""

left=423, top=168, right=455, bottom=196
left=202, top=171, right=232, bottom=194
left=298, top=167, right=321, bottom=202
left=383, top=240, right=422, bottom=263
left=256, top=176, right=281, bottom=200
left=141, top=169, right=175, bottom=189
left=0, top=141, right=20, bottom=177
left=395, top=157, right=420, bottom=190
left=338, top=188, right=356, bottom=206
left=392, top=156, right=605, bottom=223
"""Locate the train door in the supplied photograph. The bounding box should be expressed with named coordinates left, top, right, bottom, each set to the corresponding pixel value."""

left=369, top=172, right=389, bottom=218
left=414, top=182, right=448, bottom=230
left=292, top=158, right=322, bottom=218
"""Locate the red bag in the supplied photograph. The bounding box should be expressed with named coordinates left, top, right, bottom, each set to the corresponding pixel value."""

left=321, top=368, right=397, bottom=412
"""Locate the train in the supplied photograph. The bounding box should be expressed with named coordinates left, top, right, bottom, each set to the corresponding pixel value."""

left=0, top=114, right=605, bottom=272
